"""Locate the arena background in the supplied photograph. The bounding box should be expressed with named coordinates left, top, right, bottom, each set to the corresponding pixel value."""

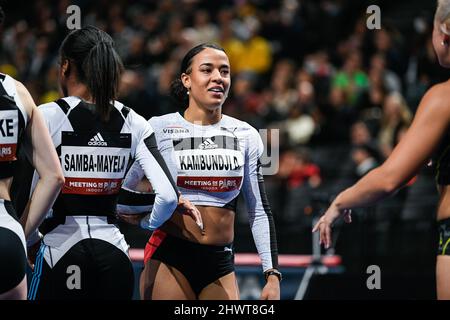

left=3, top=0, right=442, bottom=299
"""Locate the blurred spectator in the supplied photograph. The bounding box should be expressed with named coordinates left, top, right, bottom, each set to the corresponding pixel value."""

left=332, top=50, right=369, bottom=106
left=350, top=120, right=376, bottom=146
left=226, top=14, right=272, bottom=74
left=281, top=80, right=316, bottom=146
left=267, top=59, right=297, bottom=120
left=28, top=36, right=52, bottom=80
left=108, top=4, right=135, bottom=58
left=277, top=148, right=321, bottom=190
left=368, top=53, right=402, bottom=93
left=372, top=27, right=407, bottom=77
left=218, top=8, right=245, bottom=75
left=378, top=92, right=412, bottom=157
left=224, top=71, right=265, bottom=128
left=315, top=87, right=356, bottom=145
left=118, top=69, right=162, bottom=120
left=351, top=143, right=380, bottom=178
left=123, top=33, right=151, bottom=68
left=336, top=119, right=381, bottom=188
left=183, top=9, right=218, bottom=44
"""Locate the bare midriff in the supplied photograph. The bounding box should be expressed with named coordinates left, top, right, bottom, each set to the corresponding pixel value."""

left=160, top=205, right=235, bottom=245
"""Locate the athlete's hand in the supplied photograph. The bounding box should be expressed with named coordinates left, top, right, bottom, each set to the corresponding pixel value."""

left=312, top=202, right=352, bottom=249
left=27, top=240, right=42, bottom=271
left=260, top=276, right=280, bottom=300
left=176, top=196, right=204, bottom=232
left=117, top=213, right=144, bottom=225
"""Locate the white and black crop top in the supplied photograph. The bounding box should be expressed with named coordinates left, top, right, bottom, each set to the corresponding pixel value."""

left=0, top=74, right=27, bottom=179
left=123, top=112, right=278, bottom=271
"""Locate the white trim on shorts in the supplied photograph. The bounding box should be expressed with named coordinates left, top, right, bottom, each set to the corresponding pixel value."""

left=0, top=199, right=26, bottom=252
left=42, top=215, right=130, bottom=267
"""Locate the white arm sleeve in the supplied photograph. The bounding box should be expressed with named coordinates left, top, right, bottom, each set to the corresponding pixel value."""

left=122, top=159, right=145, bottom=190
left=132, top=116, right=179, bottom=230
left=242, top=128, right=279, bottom=272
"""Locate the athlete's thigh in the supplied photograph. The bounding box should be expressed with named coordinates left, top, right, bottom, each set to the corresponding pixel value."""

left=0, top=225, right=27, bottom=297
left=436, top=255, right=450, bottom=300
left=198, top=272, right=239, bottom=300
left=0, top=276, right=26, bottom=300
left=93, top=239, right=135, bottom=299
left=140, top=259, right=196, bottom=300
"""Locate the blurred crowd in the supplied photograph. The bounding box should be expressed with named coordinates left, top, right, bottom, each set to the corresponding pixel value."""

left=0, top=0, right=443, bottom=258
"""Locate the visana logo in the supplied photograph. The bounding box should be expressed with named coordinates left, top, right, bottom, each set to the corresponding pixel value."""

left=198, top=138, right=218, bottom=150
left=88, top=133, right=107, bottom=146
left=163, top=127, right=189, bottom=134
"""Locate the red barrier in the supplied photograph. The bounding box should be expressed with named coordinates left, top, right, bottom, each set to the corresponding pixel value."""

left=129, top=248, right=341, bottom=267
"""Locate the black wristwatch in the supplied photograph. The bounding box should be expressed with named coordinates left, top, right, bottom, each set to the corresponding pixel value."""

left=264, top=269, right=282, bottom=282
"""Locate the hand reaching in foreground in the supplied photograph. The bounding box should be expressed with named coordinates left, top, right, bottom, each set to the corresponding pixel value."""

left=312, top=203, right=352, bottom=249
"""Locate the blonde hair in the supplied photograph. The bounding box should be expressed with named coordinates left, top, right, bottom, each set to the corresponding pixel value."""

left=382, top=92, right=412, bottom=125
left=436, top=0, right=450, bottom=35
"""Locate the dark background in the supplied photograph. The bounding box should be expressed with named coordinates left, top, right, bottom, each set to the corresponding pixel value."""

left=6, top=0, right=443, bottom=299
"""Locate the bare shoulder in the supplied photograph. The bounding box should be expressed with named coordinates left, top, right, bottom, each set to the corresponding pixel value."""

left=14, top=79, right=36, bottom=117
left=419, top=81, right=450, bottom=116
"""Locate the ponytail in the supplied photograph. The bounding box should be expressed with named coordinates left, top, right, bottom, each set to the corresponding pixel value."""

left=60, top=26, right=123, bottom=122
left=83, top=41, right=123, bottom=121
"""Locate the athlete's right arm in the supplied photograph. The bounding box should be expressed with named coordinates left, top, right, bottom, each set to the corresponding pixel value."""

left=16, top=80, right=64, bottom=238
left=313, top=82, right=450, bottom=248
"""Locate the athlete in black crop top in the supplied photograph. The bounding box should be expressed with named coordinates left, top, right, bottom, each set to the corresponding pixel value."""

left=0, top=6, right=63, bottom=300
left=313, top=2, right=450, bottom=300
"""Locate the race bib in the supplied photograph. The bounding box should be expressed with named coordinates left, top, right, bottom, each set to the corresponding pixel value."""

left=61, top=131, right=131, bottom=195
left=173, top=135, right=244, bottom=193
left=0, top=110, right=18, bottom=162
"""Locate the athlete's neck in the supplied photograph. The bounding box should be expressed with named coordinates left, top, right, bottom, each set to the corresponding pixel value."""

left=66, top=81, right=93, bottom=103
left=184, top=105, right=222, bottom=126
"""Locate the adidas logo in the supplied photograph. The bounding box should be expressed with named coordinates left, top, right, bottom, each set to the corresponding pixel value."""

left=88, top=133, right=107, bottom=146
left=198, top=138, right=218, bottom=150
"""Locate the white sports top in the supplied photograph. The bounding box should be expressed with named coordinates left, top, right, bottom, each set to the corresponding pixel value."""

left=29, top=97, right=179, bottom=231
left=123, top=112, right=278, bottom=271
left=0, top=73, right=28, bottom=179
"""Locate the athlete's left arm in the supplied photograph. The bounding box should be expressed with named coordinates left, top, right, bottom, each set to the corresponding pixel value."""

left=314, top=82, right=450, bottom=248
left=242, top=128, right=280, bottom=300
